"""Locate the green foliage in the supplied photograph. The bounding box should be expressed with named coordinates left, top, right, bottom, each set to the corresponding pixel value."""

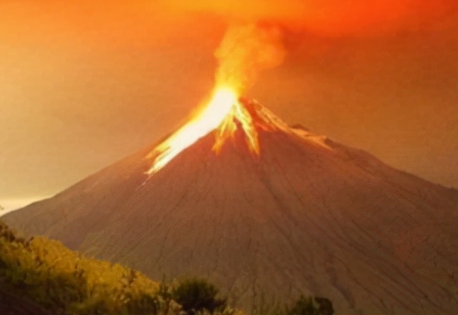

left=0, top=220, right=160, bottom=314
left=282, top=296, right=334, bottom=315
left=0, top=220, right=334, bottom=315
left=171, top=278, right=227, bottom=315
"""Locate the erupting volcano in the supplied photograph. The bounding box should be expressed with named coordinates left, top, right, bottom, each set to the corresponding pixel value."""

left=3, top=20, right=458, bottom=315
left=4, top=96, right=458, bottom=315
left=147, top=22, right=286, bottom=175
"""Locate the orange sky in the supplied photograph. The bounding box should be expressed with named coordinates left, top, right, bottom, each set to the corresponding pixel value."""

left=164, top=0, right=458, bottom=35
left=2, top=0, right=457, bottom=46
left=1, top=1, right=458, bottom=204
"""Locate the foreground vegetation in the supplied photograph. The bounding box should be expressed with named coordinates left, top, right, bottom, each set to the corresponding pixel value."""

left=0, top=220, right=333, bottom=315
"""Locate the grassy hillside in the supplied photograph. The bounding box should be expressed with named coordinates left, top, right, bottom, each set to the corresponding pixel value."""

left=0, top=220, right=163, bottom=314
left=0, top=220, right=333, bottom=315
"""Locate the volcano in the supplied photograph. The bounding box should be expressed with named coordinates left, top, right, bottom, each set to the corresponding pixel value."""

left=4, top=99, right=458, bottom=315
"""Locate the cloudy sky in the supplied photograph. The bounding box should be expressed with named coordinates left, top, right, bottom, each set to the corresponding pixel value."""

left=1, top=0, right=458, bottom=209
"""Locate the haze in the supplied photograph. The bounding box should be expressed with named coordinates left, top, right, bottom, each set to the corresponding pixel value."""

left=1, top=0, right=458, bottom=209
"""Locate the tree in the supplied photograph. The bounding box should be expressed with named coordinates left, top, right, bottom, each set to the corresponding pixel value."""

left=172, top=278, right=227, bottom=315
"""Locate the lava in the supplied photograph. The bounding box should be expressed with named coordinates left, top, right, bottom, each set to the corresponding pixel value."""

left=146, top=87, right=260, bottom=175
left=213, top=100, right=260, bottom=155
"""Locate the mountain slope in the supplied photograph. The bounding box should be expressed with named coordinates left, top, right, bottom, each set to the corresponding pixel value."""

left=4, top=100, right=458, bottom=315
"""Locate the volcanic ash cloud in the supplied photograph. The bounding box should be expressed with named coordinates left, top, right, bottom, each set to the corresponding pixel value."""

left=215, top=23, right=286, bottom=94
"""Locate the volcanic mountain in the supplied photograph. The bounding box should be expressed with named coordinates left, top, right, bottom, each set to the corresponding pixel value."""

left=4, top=100, right=458, bottom=315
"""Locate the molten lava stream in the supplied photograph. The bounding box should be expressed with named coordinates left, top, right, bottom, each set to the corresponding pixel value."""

left=147, top=87, right=260, bottom=175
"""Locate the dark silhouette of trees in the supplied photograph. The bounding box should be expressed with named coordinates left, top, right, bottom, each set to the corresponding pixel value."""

left=171, top=278, right=227, bottom=315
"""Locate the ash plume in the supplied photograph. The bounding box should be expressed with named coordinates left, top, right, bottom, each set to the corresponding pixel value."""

left=215, top=23, right=286, bottom=94
left=162, top=0, right=457, bottom=93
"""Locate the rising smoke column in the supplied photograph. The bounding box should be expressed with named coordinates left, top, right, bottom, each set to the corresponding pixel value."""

left=214, top=23, right=286, bottom=94
left=165, top=0, right=457, bottom=90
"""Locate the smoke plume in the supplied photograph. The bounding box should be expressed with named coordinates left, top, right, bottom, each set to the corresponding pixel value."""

left=215, top=24, right=286, bottom=94
left=163, top=0, right=457, bottom=93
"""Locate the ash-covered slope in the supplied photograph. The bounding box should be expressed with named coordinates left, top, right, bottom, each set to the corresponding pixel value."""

left=4, top=100, right=458, bottom=315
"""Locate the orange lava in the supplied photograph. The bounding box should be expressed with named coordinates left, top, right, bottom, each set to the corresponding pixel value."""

left=213, top=101, right=259, bottom=155
left=146, top=87, right=260, bottom=175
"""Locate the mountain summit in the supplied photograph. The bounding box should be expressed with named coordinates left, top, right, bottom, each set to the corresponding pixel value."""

left=4, top=99, right=458, bottom=315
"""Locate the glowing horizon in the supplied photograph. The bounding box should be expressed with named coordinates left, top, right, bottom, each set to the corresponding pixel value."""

left=0, top=196, right=49, bottom=216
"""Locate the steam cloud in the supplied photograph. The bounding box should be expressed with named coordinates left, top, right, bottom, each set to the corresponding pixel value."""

left=215, top=24, right=286, bottom=94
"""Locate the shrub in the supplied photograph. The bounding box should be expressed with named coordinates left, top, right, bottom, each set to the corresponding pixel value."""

left=0, top=220, right=159, bottom=314
left=171, top=278, right=227, bottom=315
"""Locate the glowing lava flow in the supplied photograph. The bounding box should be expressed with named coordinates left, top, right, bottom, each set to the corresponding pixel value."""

left=147, top=87, right=260, bottom=175
left=213, top=101, right=260, bottom=155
